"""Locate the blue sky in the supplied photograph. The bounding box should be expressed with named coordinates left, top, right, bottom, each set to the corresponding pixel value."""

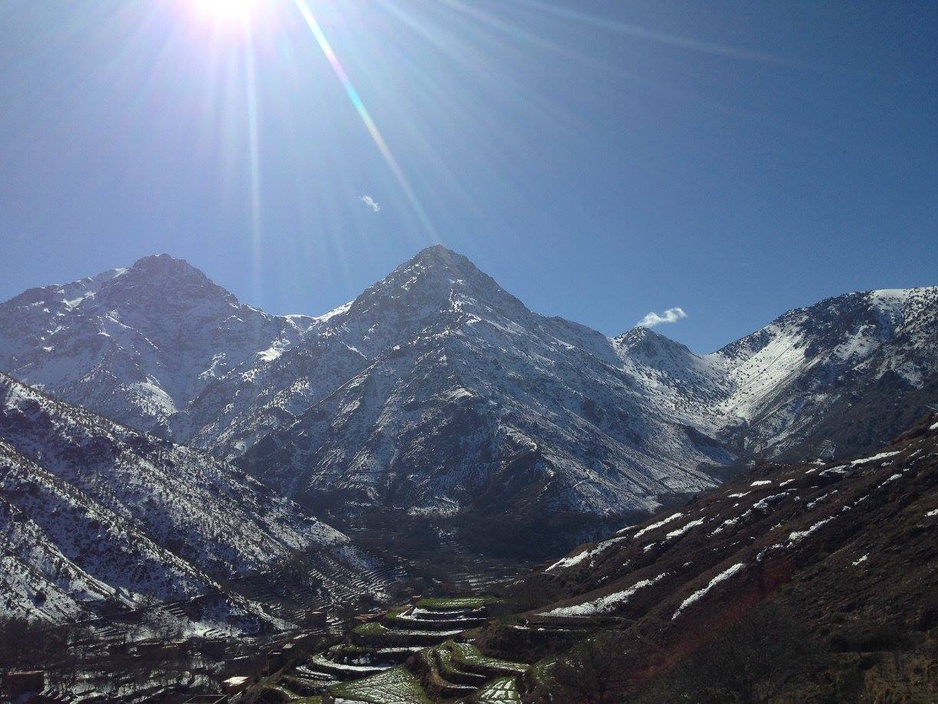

left=1, top=1, right=935, bottom=353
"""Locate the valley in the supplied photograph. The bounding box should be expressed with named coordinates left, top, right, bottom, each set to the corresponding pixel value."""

left=1, top=248, right=936, bottom=701
left=40, top=415, right=924, bottom=704
left=180, top=412, right=938, bottom=703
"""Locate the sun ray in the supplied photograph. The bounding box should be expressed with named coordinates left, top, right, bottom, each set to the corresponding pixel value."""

left=505, top=0, right=797, bottom=67
left=244, top=22, right=263, bottom=301
left=291, top=0, right=439, bottom=243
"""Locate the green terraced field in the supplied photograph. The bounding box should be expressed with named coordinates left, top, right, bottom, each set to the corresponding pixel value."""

left=474, top=676, right=522, bottom=703
left=415, top=596, right=498, bottom=610
left=450, top=642, right=528, bottom=675
left=330, top=666, right=432, bottom=704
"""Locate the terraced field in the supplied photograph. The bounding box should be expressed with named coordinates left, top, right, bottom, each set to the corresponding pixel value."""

left=247, top=597, right=535, bottom=703
left=474, top=677, right=523, bottom=703
left=332, top=667, right=432, bottom=704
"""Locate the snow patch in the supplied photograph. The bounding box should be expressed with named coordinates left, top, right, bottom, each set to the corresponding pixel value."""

left=634, top=512, right=683, bottom=539
left=312, top=300, right=353, bottom=323
left=545, top=535, right=627, bottom=572
left=542, top=574, right=665, bottom=617
left=257, top=342, right=288, bottom=362
left=665, top=518, right=705, bottom=540
left=787, top=517, right=834, bottom=545
left=753, top=492, right=789, bottom=511
left=852, top=450, right=901, bottom=466
left=806, top=491, right=837, bottom=510
left=672, top=563, right=745, bottom=620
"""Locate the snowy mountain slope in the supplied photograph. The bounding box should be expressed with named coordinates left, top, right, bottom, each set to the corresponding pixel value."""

left=0, top=438, right=209, bottom=621
left=0, top=372, right=370, bottom=624
left=0, top=254, right=312, bottom=437
left=170, top=331, right=370, bottom=457
left=1, top=247, right=935, bottom=534
left=708, top=286, right=938, bottom=459
left=613, top=326, right=731, bottom=433
left=240, top=247, right=729, bottom=519
left=608, top=287, right=938, bottom=463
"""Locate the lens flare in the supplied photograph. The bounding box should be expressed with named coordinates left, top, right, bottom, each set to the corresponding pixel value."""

left=292, top=0, right=439, bottom=242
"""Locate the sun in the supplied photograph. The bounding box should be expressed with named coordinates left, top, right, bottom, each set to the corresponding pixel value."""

left=190, top=0, right=261, bottom=25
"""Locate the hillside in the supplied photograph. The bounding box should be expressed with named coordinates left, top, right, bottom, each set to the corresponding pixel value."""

left=220, top=414, right=938, bottom=703
left=0, top=372, right=386, bottom=632
left=483, top=412, right=938, bottom=701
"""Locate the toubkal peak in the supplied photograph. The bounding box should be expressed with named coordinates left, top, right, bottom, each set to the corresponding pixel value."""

left=358, top=245, right=524, bottom=312
left=318, top=245, right=530, bottom=358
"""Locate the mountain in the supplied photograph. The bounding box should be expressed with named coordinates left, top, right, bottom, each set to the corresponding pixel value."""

left=239, top=247, right=727, bottom=527
left=709, top=287, right=938, bottom=461
left=1, top=248, right=936, bottom=545
left=613, top=287, right=938, bottom=463
left=0, top=254, right=312, bottom=438
left=0, top=372, right=380, bottom=629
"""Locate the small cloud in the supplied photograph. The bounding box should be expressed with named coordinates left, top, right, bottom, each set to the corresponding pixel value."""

left=360, top=195, right=380, bottom=213
left=637, top=307, right=688, bottom=328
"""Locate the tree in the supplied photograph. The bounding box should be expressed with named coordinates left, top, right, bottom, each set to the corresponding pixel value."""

left=552, top=630, right=638, bottom=704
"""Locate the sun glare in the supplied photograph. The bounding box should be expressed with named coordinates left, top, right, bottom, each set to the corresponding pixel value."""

left=191, top=0, right=260, bottom=25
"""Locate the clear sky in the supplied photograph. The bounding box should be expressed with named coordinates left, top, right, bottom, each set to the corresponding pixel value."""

left=1, top=1, right=935, bottom=353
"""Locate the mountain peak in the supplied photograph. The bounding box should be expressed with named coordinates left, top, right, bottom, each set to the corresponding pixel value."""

left=98, top=254, right=238, bottom=309
left=381, top=245, right=528, bottom=312
left=126, top=253, right=216, bottom=286
left=408, top=244, right=470, bottom=268
left=615, top=325, right=689, bottom=354
left=402, top=244, right=486, bottom=284
left=130, top=252, right=194, bottom=270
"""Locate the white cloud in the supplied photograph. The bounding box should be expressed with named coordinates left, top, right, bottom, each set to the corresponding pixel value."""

left=637, top=307, right=688, bottom=328
left=360, top=195, right=380, bottom=212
